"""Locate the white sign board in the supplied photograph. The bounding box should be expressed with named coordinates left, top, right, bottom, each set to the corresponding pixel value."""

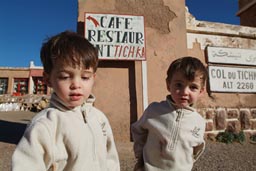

left=207, top=46, right=256, bottom=66
left=84, top=13, right=145, bottom=60
left=208, top=66, right=256, bottom=93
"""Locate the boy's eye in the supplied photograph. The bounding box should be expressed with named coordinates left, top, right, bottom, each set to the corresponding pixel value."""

left=190, top=85, right=199, bottom=90
left=175, top=83, right=183, bottom=88
left=58, top=73, right=70, bottom=80
left=82, top=76, right=90, bottom=80
left=81, top=72, right=93, bottom=81
left=59, top=76, right=69, bottom=80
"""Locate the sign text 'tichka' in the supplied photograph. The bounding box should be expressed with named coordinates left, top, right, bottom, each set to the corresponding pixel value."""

left=85, top=13, right=146, bottom=60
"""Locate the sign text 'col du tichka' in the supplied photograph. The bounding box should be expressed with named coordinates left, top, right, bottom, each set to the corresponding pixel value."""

left=207, top=46, right=256, bottom=93
left=85, top=13, right=146, bottom=60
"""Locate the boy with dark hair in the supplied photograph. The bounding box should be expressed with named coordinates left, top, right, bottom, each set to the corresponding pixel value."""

left=12, top=31, right=120, bottom=171
left=132, top=56, right=207, bottom=171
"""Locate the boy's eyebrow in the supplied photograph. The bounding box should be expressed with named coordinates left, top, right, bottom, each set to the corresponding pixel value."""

left=56, top=69, right=94, bottom=74
left=82, top=70, right=94, bottom=74
left=56, top=69, right=72, bottom=73
left=173, top=79, right=184, bottom=82
left=81, top=68, right=94, bottom=73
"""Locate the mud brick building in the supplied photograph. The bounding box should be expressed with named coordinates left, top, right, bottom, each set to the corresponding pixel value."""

left=1, top=0, right=256, bottom=141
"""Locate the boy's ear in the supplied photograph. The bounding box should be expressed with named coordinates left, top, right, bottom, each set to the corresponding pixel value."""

left=166, top=79, right=170, bottom=92
left=43, top=71, right=51, bottom=87
left=199, top=87, right=205, bottom=96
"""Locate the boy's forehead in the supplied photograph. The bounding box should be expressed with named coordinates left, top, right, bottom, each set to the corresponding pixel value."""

left=174, top=69, right=203, bottom=75
left=54, top=60, right=89, bottom=68
left=54, top=63, right=93, bottom=72
left=172, top=70, right=203, bottom=80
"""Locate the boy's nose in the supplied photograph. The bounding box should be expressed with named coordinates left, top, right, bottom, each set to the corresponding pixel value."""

left=70, top=79, right=81, bottom=89
left=182, top=86, right=189, bottom=95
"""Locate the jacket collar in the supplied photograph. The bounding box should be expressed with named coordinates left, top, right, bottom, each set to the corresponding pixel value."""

left=166, top=95, right=196, bottom=112
left=49, top=93, right=95, bottom=112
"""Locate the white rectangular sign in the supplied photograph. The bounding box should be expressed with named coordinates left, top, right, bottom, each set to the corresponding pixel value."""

left=84, top=13, right=145, bottom=60
left=207, top=46, right=256, bottom=66
left=208, top=66, right=256, bottom=93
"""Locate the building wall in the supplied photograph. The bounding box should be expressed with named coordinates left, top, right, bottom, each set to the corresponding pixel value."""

left=77, top=0, right=256, bottom=141
left=1, top=1, right=255, bottom=141
left=0, top=68, right=29, bottom=94
left=0, top=66, right=49, bottom=96
left=186, top=8, right=256, bottom=137
left=78, top=0, right=187, bottom=141
left=237, top=0, right=256, bottom=27
left=186, top=9, right=256, bottom=108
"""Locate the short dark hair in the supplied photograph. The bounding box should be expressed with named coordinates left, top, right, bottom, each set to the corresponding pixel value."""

left=166, top=56, right=208, bottom=86
left=40, top=31, right=98, bottom=74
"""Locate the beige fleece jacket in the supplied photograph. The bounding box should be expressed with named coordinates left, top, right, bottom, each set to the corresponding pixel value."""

left=12, top=93, right=120, bottom=171
left=132, top=96, right=206, bottom=171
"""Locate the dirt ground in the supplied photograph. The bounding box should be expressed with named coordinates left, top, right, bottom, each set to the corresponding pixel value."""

left=1, top=111, right=256, bottom=171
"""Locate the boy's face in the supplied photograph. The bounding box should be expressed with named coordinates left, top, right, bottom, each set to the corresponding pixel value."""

left=166, top=71, right=204, bottom=108
left=44, top=63, right=95, bottom=109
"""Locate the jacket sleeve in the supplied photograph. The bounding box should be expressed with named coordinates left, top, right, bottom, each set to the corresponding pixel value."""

left=104, top=118, right=120, bottom=171
left=12, top=121, right=54, bottom=171
left=193, top=142, right=205, bottom=161
left=193, top=117, right=206, bottom=161
left=131, top=110, right=149, bottom=168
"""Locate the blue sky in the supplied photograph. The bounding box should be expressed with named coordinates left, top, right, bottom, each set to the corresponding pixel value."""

left=186, top=0, right=239, bottom=25
left=0, top=0, right=77, bottom=67
left=0, top=0, right=239, bottom=67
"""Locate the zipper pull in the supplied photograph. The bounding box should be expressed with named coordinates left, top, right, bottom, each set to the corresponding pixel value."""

left=82, top=111, right=87, bottom=123
left=176, top=109, right=182, bottom=122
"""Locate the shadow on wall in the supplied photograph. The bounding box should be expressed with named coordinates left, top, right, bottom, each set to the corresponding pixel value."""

left=98, top=60, right=138, bottom=141
left=0, top=120, right=27, bottom=144
left=77, top=21, right=138, bottom=141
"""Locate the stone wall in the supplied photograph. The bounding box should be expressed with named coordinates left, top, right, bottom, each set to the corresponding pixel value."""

left=198, top=107, right=256, bottom=140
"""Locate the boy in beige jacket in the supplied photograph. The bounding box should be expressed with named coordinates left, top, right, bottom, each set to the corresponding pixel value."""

left=12, top=31, right=120, bottom=171
left=132, top=57, right=207, bottom=171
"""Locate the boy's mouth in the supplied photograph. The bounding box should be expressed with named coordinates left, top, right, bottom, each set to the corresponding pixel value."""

left=69, top=93, right=83, bottom=101
left=180, top=97, right=188, bottom=101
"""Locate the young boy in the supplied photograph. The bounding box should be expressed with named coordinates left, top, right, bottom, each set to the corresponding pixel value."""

left=132, top=56, right=207, bottom=171
left=12, top=31, right=120, bottom=171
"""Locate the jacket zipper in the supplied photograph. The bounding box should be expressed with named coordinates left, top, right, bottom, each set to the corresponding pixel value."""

left=176, top=109, right=182, bottom=122
left=82, top=110, right=96, bottom=160
left=168, top=109, right=183, bottom=150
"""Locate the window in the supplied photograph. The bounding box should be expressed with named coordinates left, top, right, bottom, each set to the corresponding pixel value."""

left=0, top=78, right=8, bottom=95
left=13, top=78, right=28, bottom=96
left=33, top=77, right=47, bottom=94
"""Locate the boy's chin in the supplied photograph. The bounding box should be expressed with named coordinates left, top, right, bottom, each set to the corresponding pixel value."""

left=67, top=101, right=84, bottom=109
left=176, top=103, right=190, bottom=108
